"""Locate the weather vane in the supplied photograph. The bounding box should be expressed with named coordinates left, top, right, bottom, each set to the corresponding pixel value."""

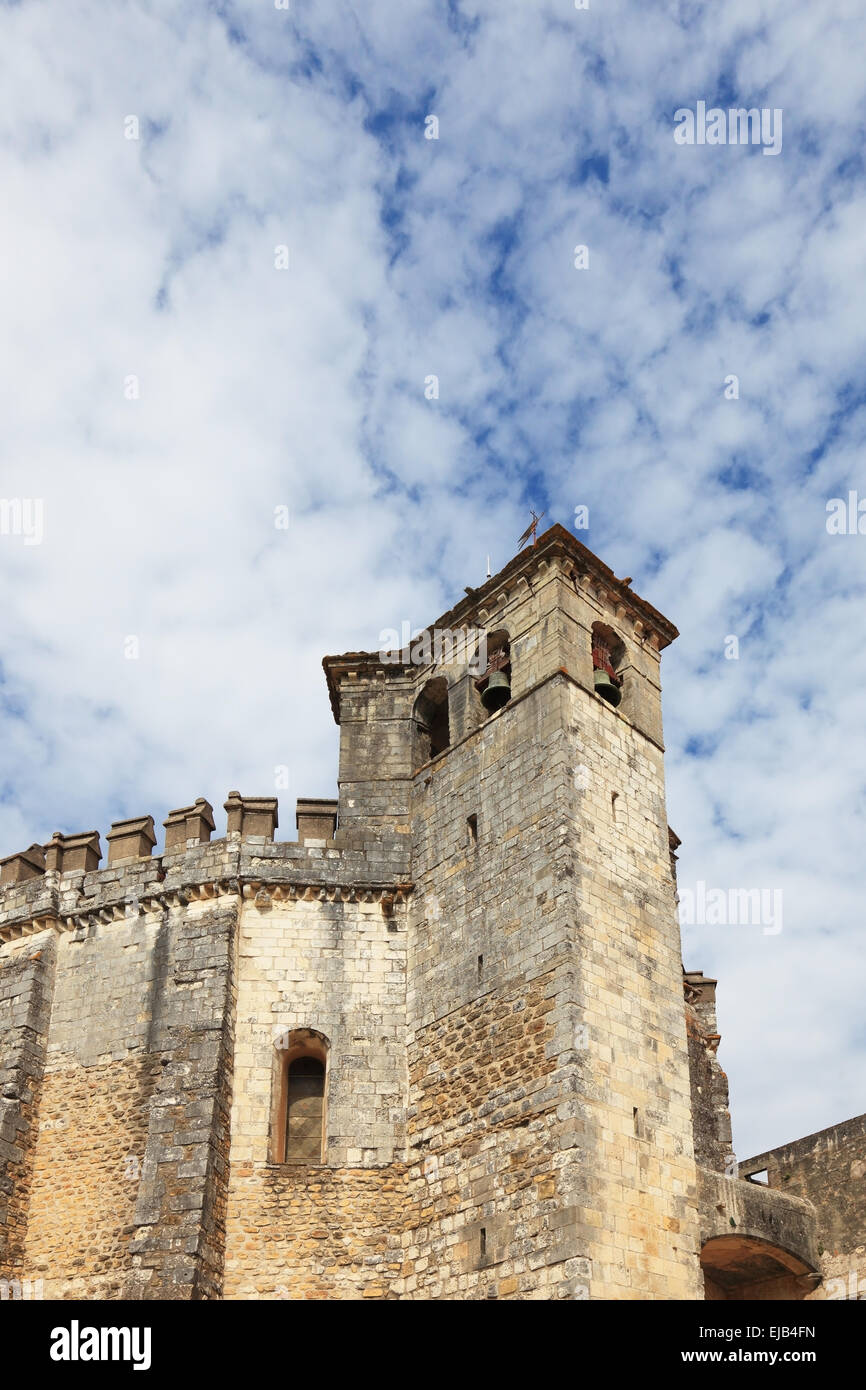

left=517, top=509, right=545, bottom=549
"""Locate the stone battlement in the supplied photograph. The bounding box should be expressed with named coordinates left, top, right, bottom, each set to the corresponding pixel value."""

left=0, top=792, right=413, bottom=947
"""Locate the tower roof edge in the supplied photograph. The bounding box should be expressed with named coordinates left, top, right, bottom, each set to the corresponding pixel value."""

left=322, top=523, right=679, bottom=723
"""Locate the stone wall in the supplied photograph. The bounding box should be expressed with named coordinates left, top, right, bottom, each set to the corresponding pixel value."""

left=225, top=1164, right=408, bottom=1299
left=740, top=1115, right=866, bottom=1300
left=401, top=655, right=703, bottom=1299
left=0, top=939, right=54, bottom=1276
left=698, top=1166, right=821, bottom=1300
left=560, top=675, right=703, bottom=1298
left=0, top=806, right=414, bottom=1301
left=0, top=898, right=237, bottom=1300
left=684, top=973, right=733, bottom=1173
left=222, top=885, right=410, bottom=1298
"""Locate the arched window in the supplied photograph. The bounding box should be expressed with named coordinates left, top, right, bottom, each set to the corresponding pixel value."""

left=271, top=1027, right=329, bottom=1165
left=285, top=1057, right=325, bottom=1163
left=591, top=622, right=625, bottom=708
left=412, top=677, right=450, bottom=767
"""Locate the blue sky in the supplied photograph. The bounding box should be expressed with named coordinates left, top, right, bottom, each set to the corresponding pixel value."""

left=0, top=0, right=864, bottom=1159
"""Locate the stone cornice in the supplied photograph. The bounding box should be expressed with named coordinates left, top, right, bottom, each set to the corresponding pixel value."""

left=0, top=877, right=415, bottom=945
left=321, top=652, right=412, bottom=724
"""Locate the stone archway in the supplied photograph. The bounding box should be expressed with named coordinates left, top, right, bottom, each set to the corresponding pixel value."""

left=701, top=1234, right=818, bottom=1300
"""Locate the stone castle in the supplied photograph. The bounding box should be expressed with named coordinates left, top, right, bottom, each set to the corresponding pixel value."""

left=0, top=524, right=862, bottom=1300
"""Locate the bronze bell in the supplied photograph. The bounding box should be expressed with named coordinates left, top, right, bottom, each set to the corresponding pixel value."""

left=593, top=669, right=621, bottom=707
left=481, top=669, right=511, bottom=711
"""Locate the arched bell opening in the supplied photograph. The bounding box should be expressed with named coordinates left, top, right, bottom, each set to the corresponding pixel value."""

left=476, top=630, right=511, bottom=716
left=591, top=622, right=625, bottom=708
left=412, top=677, right=451, bottom=767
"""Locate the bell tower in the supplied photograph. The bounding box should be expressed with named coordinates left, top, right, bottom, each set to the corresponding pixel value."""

left=324, top=523, right=703, bottom=1298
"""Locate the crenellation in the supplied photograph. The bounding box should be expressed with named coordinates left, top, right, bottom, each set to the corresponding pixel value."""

left=164, top=797, right=215, bottom=850
left=0, top=797, right=415, bottom=941
left=296, top=798, right=338, bottom=844
left=106, top=815, right=157, bottom=866
left=224, top=791, right=278, bottom=840
left=0, top=843, right=46, bottom=886
left=44, top=829, right=101, bottom=874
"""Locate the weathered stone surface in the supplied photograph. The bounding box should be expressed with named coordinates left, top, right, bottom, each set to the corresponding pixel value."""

left=0, top=941, right=54, bottom=1272
left=685, top=972, right=733, bottom=1172
left=0, top=844, right=46, bottom=886
left=739, top=1114, right=866, bottom=1300
left=698, top=1166, right=821, bottom=1300
left=164, top=799, right=215, bottom=851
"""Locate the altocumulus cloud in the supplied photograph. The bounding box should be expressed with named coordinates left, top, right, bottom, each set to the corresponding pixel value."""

left=0, top=0, right=864, bottom=1156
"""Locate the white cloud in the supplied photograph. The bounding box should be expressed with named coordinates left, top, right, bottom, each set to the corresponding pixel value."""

left=0, top=0, right=863, bottom=1159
